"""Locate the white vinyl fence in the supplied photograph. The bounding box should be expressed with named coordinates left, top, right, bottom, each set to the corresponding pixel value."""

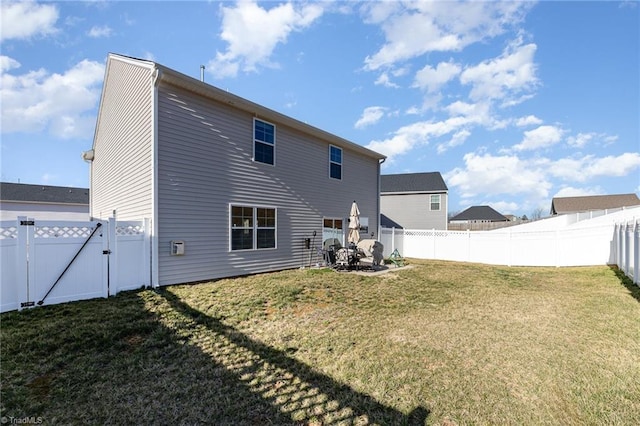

left=614, top=221, right=639, bottom=285
left=380, top=219, right=640, bottom=285
left=0, top=217, right=150, bottom=313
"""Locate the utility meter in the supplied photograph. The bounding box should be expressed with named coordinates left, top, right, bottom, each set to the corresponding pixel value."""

left=171, top=240, right=185, bottom=256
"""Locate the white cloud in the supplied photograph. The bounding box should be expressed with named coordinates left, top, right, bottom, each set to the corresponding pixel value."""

left=0, top=55, right=20, bottom=72
left=444, top=152, right=551, bottom=199
left=437, top=129, right=471, bottom=154
left=1, top=1, right=59, bottom=41
left=368, top=98, right=509, bottom=161
left=444, top=150, right=640, bottom=214
left=566, top=132, right=619, bottom=148
left=489, top=201, right=520, bottom=215
left=410, top=93, right=443, bottom=114
left=354, top=106, right=387, bottom=129
left=362, top=1, right=533, bottom=70
left=549, top=153, right=640, bottom=182
left=208, top=1, right=324, bottom=79
left=87, top=25, right=113, bottom=38
left=460, top=37, right=539, bottom=104
left=1, top=59, right=105, bottom=139
left=553, top=186, right=603, bottom=198
left=374, top=72, right=399, bottom=88
left=513, top=125, right=564, bottom=151
left=366, top=115, right=478, bottom=161
left=445, top=100, right=507, bottom=129
left=413, top=60, right=461, bottom=93
left=566, top=132, right=595, bottom=148
left=515, top=115, right=543, bottom=127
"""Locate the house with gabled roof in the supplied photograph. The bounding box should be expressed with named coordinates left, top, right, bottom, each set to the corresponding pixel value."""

left=550, top=193, right=640, bottom=215
left=87, top=53, right=385, bottom=287
left=449, top=206, right=509, bottom=224
left=380, top=172, right=448, bottom=230
left=0, top=182, right=89, bottom=221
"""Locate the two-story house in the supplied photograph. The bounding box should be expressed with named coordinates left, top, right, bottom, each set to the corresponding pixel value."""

left=88, top=53, right=385, bottom=286
left=380, top=172, right=448, bottom=230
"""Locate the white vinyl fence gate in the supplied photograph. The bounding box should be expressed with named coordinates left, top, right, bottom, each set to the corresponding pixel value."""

left=1, top=217, right=151, bottom=313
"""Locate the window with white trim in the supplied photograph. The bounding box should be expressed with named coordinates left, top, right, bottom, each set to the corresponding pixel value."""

left=430, top=194, right=441, bottom=211
left=329, top=145, right=342, bottom=180
left=254, top=118, right=275, bottom=165
left=230, top=205, right=276, bottom=250
left=322, top=218, right=343, bottom=246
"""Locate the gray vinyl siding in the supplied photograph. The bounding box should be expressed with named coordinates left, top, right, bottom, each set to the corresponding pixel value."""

left=91, top=58, right=154, bottom=220
left=381, top=193, right=448, bottom=230
left=156, top=83, right=380, bottom=285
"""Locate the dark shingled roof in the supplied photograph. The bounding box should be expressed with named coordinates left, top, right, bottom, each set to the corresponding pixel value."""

left=380, top=214, right=403, bottom=229
left=450, top=206, right=509, bottom=222
left=1, top=182, right=89, bottom=205
left=550, top=193, right=640, bottom=215
left=380, top=172, right=448, bottom=193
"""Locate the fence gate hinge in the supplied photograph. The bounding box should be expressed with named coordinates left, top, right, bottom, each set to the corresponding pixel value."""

left=103, top=250, right=112, bottom=255
left=21, top=301, right=35, bottom=308
left=20, top=220, right=35, bottom=226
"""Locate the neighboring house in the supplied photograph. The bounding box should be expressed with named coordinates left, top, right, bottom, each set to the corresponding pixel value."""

left=550, top=193, right=640, bottom=215
left=380, top=214, right=403, bottom=229
left=88, top=53, right=385, bottom=287
left=380, top=172, right=448, bottom=230
left=0, top=182, right=89, bottom=221
left=449, top=206, right=509, bottom=224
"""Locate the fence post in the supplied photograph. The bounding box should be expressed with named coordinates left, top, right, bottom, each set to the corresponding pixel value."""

left=634, top=221, right=639, bottom=285
left=507, top=229, right=512, bottom=267
left=16, top=217, right=29, bottom=309
left=623, top=221, right=631, bottom=276
left=108, top=216, right=117, bottom=296
left=612, top=223, right=617, bottom=266
left=617, top=223, right=624, bottom=270
left=432, top=228, right=436, bottom=259
left=144, top=218, right=152, bottom=287
left=391, top=227, right=395, bottom=253
left=555, top=230, right=560, bottom=267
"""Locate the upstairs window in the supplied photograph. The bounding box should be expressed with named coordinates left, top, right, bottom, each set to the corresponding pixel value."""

left=430, top=194, right=441, bottom=211
left=329, top=145, right=342, bottom=180
left=254, top=119, right=275, bottom=165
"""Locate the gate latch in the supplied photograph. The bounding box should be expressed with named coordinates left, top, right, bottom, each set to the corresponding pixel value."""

left=103, top=250, right=112, bottom=255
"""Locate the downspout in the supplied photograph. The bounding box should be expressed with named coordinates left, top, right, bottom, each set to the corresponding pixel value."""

left=151, top=67, right=162, bottom=288
left=377, top=157, right=386, bottom=241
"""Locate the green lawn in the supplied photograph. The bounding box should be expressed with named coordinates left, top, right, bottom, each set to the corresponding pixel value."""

left=2, top=260, right=639, bottom=425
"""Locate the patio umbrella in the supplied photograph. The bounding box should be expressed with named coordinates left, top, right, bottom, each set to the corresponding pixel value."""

left=348, top=200, right=360, bottom=244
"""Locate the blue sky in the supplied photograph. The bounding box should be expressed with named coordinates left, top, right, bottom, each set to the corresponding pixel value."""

left=1, top=0, right=638, bottom=217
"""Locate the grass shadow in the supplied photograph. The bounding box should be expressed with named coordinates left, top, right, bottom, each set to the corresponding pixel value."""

left=1, top=292, right=300, bottom=424
left=158, top=288, right=429, bottom=425
left=609, top=265, right=640, bottom=302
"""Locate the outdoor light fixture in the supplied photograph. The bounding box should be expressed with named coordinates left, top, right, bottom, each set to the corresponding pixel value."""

left=82, top=149, right=94, bottom=162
